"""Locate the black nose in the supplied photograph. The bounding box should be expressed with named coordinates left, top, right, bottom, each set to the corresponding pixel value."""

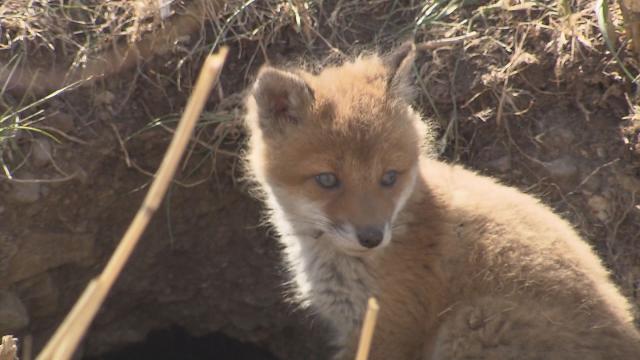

left=356, top=226, right=384, bottom=248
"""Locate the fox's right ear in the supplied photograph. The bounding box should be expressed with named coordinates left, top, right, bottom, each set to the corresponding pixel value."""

left=249, top=66, right=314, bottom=134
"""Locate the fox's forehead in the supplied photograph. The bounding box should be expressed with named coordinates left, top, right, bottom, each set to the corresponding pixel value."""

left=305, top=56, right=391, bottom=120
left=274, top=58, right=422, bottom=175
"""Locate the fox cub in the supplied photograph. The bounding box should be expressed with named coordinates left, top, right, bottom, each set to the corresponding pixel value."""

left=243, top=43, right=640, bottom=359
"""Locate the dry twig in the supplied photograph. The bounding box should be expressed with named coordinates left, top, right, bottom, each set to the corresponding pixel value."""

left=355, top=297, right=380, bottom=360
left=0, top=336, right=18, bottom=360
left=35, top=47, right=228, bottom=360
left=416, top=32, right=479, bottom=51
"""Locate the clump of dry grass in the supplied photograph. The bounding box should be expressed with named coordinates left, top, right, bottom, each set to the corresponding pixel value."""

left=0, top=0, right=183, bottom=178
left=0, top=336, right=17, bottom=360
left=1, top=0, right=637, bottom=190
left=0, top=0, right=160, bottom=53
left=4, top=0, right=636, bottom=189
left=0, top=0, right=174, bottom=93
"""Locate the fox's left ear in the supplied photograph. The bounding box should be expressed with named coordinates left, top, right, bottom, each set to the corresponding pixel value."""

left=384, top=41, right=417, bottom=103
left=250, top=66, right=315, bottom=135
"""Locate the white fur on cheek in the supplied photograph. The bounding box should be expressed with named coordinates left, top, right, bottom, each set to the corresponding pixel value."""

left=269, top=186, right=329, bottom=236
left=393, top=165, right=418, bottom=222
left=261, top=183, right=375, bottom=347
left=381, top=222, right=392, bottom=248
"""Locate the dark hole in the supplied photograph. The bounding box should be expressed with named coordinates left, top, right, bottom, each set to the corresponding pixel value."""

left=85, top=326, right=280, bottom=360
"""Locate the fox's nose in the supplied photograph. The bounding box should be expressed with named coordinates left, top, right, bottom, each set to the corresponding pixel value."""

left=356, top=226, right=384, bottom=248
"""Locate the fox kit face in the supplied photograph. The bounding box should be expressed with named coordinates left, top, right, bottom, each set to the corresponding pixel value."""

left=246, top=44, right=429, bottom=256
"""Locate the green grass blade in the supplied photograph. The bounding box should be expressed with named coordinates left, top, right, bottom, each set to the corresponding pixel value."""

left=595, top=0, right=637, bottom=82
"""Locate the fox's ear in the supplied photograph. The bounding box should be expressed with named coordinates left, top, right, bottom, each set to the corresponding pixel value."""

left=384, top=41, right=417, bottom=103
left=250, top=66, right=314, bottom=134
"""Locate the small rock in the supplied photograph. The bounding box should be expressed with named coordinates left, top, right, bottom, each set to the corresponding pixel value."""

left=8, top=172, right=41, bottom=204
left=0, top=235, right=18, bottom=277
left=543, top=156, right=578, bottom=182
left=553, top=127, right=575, bottom=145
left=581, top=173, right=602, bottom=194
left=6, top=232, right=95, bottom=284
left=15, top=273, right=59, bottom=318
left=9, top=182, right=40, bottom=203
left=96, top=110, right=111, bottom=121
left=47, top=111, right=75, bottom=133
left=94, top=91, right=115, bottom=106
left=40, top=184, right=50, bottom=197
left=0, top=291, right=29, bottom=333
left=617, top=172, right=640, bottom=194
left=31, top=137, right=53, bottom=167
left=587, top=195, right=611, bottom=223
left=486, top=155, right=511, bottom=173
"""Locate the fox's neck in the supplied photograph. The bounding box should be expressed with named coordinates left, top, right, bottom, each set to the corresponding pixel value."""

left=264, top=197, right=374, bottom=342
left=263, top=175, right=428, bottom=343
left=263, top=165, right=444, bottom=351
left=280, top=229, right=374, bottom=338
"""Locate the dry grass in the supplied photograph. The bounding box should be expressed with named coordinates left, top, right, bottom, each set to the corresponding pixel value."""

left=0, top=78, right=89, bottom=179
left=0, top=336, right=17, bottom=360
left=0, top=0, right=160, bottom=55
left=0, top=0, right=162, bottom=178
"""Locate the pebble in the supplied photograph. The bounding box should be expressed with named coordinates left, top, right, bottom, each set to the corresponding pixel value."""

left=486, top=155, right=511, bottom=173
left=31, top=137, right=53, bottom=167
left=543, top=156, right=578, bottom=182
left=15, top=273, right=59, bottom=318
left=8, top=171, right=41, bottom=204
left=587, top=195, right=611, bottom=223
left=47, top=111, right=75, bottom=133
left=7, top=232, right=95, bottom=284
left=0, top=291, right=29, bottom=333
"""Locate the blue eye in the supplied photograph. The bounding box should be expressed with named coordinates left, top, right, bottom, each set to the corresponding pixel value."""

left=380, top=170, right=398, bottom=187
left=315, top=173, right=340, bottom=189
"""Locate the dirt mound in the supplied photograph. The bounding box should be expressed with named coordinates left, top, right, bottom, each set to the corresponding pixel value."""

left=1, top=0, right=639, bottom=358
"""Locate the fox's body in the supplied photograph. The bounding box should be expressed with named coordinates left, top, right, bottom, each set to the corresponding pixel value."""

left=244, top=45, right=640, bottom=359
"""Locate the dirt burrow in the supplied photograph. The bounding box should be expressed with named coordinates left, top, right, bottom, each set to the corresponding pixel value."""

left=0, top=98, right=330, bottom=359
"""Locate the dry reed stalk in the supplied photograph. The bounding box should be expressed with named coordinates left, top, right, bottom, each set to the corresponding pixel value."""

left=36, top=47, right=228, bottom=360
left=0, top=336, right=18, bottom=360
left=355, top=297, right=380, bottom=360
left=416, top=32, right=478, bottom=51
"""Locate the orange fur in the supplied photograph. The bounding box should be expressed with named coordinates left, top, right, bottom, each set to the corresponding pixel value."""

left=244, top=47, right=640, bottom=359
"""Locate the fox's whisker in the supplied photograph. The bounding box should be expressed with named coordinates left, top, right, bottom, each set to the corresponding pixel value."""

left=286, top=216, right=334, bottom=228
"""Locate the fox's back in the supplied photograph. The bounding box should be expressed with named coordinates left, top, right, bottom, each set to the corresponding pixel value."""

left=418, top=159, right=639, bottom=344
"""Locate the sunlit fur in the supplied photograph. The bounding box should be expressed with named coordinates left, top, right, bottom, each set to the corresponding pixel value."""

left=243, top=50, right=640, bottom=359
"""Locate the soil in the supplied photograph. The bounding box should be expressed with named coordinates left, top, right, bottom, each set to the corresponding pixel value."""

left=87, top=327, right=280, bottom=360
left=1, top=0, right=639, bottom=359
